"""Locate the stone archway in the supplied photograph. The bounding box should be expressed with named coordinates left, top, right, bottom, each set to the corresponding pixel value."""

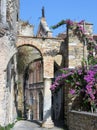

left=17, top=45, right=42, bottom=119
left=17, top=36, right=63, bottom=78
left=16, top=35, right=63, bottom=128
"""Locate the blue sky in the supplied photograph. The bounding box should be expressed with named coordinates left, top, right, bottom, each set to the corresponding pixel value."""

left=20, top=0, right=97, bottom=36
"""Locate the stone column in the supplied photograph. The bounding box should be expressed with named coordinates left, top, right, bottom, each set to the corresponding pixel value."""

left=42, top=78, right=54, bottom=128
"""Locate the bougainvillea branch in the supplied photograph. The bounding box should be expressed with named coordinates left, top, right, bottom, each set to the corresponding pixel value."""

left=51, top=20, right=66, bottom=29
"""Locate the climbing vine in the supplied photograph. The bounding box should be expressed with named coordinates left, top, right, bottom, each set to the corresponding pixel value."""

left=52, top=19, right=97, bottom=65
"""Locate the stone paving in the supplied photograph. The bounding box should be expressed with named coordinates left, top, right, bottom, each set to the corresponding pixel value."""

left=11, top=120, right=65, bottom=130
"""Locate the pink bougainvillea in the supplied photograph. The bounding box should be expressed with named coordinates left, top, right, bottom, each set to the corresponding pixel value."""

left=50, top=65, right=97, bottom=111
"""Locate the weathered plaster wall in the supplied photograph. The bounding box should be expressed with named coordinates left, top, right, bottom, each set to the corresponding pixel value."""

left=0, top=36, right=17, bottom=125
left=18, top=21, right=34, bottom=36
left=0, top=0, right=18, bottom=126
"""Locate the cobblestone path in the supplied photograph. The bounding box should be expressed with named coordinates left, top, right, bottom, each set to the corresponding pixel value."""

left=11, top=120, right=65, bottom=130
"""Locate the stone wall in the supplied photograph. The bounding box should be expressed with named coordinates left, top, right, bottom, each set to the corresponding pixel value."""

left=0, top=36, right=17, bottom=126
left=57, top=23, right=94, bottom=69
left=69, top=110, right=97, bottom=130
left=6, top=55, right=18, bottom=124
left=68, top=28, right=92, bottom=68
left=0, top=0, right=18, bottom=126
left=68, top=33, right=85, bottom=68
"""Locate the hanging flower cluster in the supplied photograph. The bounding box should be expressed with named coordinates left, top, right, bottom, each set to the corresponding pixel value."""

left=66, top=19, right=85, bottom=34
left=50, top=65, right=97, bottom=111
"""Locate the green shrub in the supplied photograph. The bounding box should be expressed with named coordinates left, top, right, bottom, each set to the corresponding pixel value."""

left=0, top=123, right=14, bottom=130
